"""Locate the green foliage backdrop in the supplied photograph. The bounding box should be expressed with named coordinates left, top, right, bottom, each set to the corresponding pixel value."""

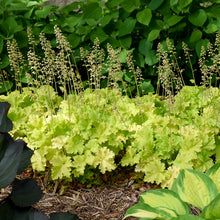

left=1, top=0, right=220, bottom=92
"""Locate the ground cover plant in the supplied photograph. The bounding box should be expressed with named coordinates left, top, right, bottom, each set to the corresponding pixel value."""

left=0, top=27, right=219, bottom=195
left=1, top=0, right=220, bottom=93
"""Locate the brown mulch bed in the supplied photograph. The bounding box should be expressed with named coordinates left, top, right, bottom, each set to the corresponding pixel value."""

left=0, top=179, right=156, bottom=220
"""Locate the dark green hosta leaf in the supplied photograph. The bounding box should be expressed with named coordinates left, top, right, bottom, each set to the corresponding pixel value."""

left=0, top=102, right=13, bottom=133
left=17, top=145, right=33, bottom=175
left=0, top=133, right=13, bottom=161
left=148, top=0, right=164, bottom=10
left=0, top=198, right=30, bottom=220
left=136, top=8, right=152, bottom=26
left=10, top=179, right=43, bottom=207
left=50, top=212, right=81, bottom=220
left=119, top=17, right=136, bottom=37
left=121, top=0, right=140, bottom=12
left=27, top=211, right=49, bottom=220
left=188, top=9, right=207, bottom=27
left=0, top=139, right=24, bottom=188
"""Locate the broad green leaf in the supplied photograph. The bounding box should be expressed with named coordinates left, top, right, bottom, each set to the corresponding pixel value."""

left=119, top=49, right=127, bottom=63
left=148, top=0, right=164, bottom=10
left=188, top=9, right=207, bottom=27
left=138, top=39, right=153, bottom=56
left=205, top=23, right=218, bottom=34
left=64, top=16, right=82, bottom=28
left=119, top=36, right=132, bottom=48
left=121, top=0, right=140, bottom=12
left=178, top=0, right=192, bottom=10
left=166, top=15, right=184, bottom=27
left=171, top=169, right=218, bottom=210
left=140, top=189, right=190, bottom=216
left=147, top=29, right=160, bottom=41
left=0, top=38, right=3, bottom=53
left=0, top=81, right=13, bottom=93
left=136, top=8, right=152, bottom=26
left=195, top=39, right=210, bottom=57
left=35, top=6, right=53, bottom=19
left=67, top=33, right=81, bottom=49
left=171, top=215, right=205, bottom=220
left=145, top=50, right=158, bottom=65
left=189, top=30, right=202, bottom=43
left=141, top=80, right=155, bottom=94
left=200, top=193, right=220, bottom=219
left=90, top=27, right=108, bottom=43
left=206, top=163, right=220, bottom=192
left=119, top=18, right=136, bottom=37
left=83, top=3, right=102, bottom=20
left=123, top=202, right=174, bottom=219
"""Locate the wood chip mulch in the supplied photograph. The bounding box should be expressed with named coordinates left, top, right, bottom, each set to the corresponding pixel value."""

left=0, top=180, right=156, bottom=220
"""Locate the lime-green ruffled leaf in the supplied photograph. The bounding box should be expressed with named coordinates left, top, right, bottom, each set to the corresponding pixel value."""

left=206, top=163, right=220, bottom=192
left=136, top=8, right=152, bottom=26
left=140, top=189, right=190, bottom=216
left=200, top=193, right=220, bottom=219
left=171, top=169, right=218, bottom=210
left=93, top=147, right=116, bottom=174
left=50, top=153, right=72, bottom=180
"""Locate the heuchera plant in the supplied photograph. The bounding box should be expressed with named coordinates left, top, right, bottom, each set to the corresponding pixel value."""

left=123, top=163, right=220, bottom=220
left=0, top=85, right=219, bottom=187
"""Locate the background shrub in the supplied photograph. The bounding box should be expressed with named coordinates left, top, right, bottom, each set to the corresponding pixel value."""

left=0, top=0, right=220, bottom=93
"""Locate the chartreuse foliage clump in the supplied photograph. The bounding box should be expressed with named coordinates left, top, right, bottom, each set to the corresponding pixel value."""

left=124, top=163, right=220, bottom=220
left=0, top=84, right=219, bottom=188
left=0, top=102, right=80, bottom=219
